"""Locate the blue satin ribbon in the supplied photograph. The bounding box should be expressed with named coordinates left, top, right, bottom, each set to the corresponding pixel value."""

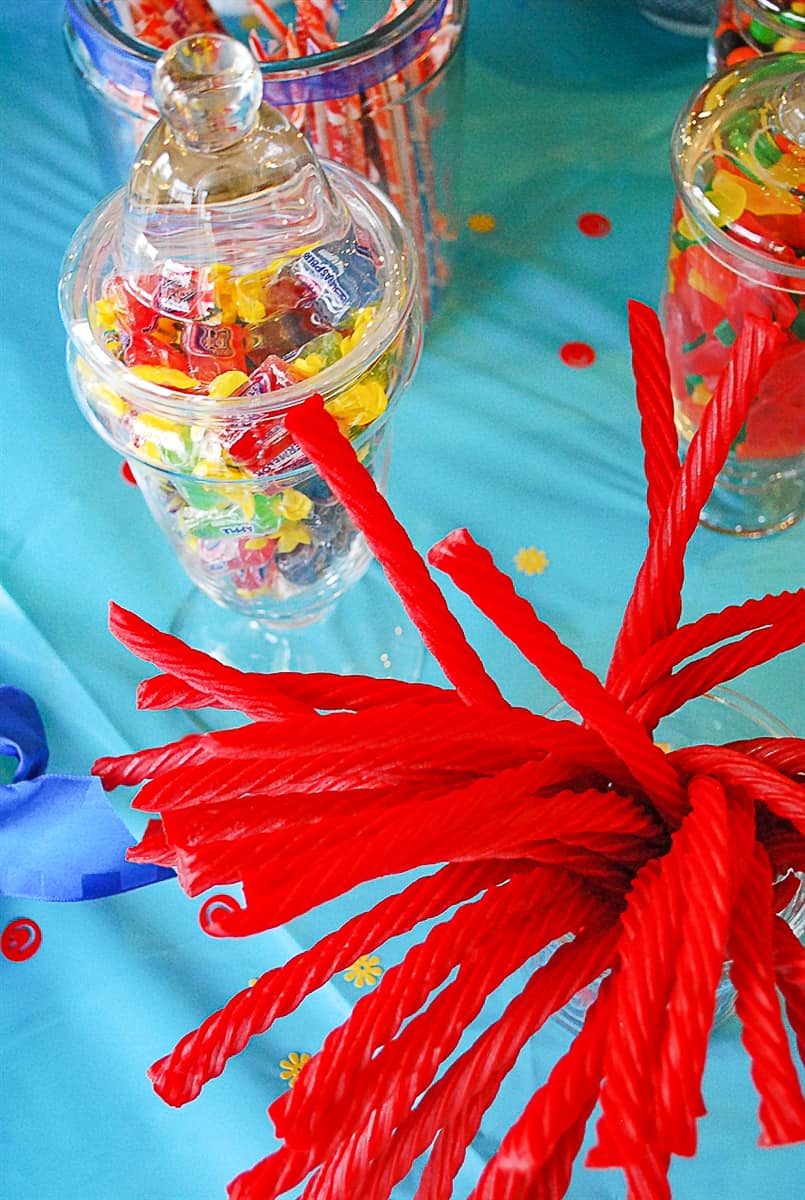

left=0, top=685, right=174, bottom=902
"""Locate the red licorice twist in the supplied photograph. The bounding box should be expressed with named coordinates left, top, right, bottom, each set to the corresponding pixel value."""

left=95, top=304, right=805, bottom=1199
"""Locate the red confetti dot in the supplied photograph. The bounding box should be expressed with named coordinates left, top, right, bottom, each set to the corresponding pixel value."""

left=121, top=462, right=138, bottom=486
left=200, top=894, right=242, bottom=936
left=560, top=341, right=596, bottom=369
left=2, top=918, right=42, bottom=962
left=577, top=212, right=612, bottom=238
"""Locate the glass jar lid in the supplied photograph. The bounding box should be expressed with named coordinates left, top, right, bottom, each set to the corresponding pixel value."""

left=60, top=33, right=415, bottom=413
left=672, top=52, right=805, bottom=277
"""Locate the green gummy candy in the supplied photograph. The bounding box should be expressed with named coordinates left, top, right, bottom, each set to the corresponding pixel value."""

left=252, top=493, right=282, bottom=532
left=748, top=18, right=778, bottom=45
left=714, top=319, right=736, bottom=347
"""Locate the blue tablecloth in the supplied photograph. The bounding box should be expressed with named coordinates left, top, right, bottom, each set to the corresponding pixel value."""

left=1, top=2, right=804, bottom=1197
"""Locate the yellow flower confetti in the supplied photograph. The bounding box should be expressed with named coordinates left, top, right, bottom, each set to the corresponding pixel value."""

left=467, top=212, right=497, bottom=233
left=344, top=954, right=383, bottom=988
left=514, top=547, right=549, bottom=576
left=279, top=1051, right=310, bottom=1087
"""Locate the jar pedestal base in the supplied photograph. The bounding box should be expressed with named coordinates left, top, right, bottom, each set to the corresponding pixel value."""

left=170, top=560, right=425, bottom=731
left=700, top=472, right=805, bottom=538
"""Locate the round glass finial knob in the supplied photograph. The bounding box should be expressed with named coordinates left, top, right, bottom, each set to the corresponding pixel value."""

left=777, top=74, right=805, bottom=150
left=153, top=34, right=263, bottom=152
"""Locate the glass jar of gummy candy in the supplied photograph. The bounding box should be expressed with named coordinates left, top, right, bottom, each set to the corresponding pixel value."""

left=63, top=0, right=467, bottom=319
left=60, top=35, right=423, bottom=676
left=661, top=52, right=805, bottom=535
left=710, top=2, right=805, bottom=72
left=539, top=689, right=805, bottom=1034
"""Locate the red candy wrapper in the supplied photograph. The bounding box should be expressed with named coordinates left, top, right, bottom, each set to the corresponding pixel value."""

left=223, top=356, right=309, bottom=475
left=94, top=302, right=805, bottom=1199
left=180, top=321, right=248, bottom=381
left=117, top=0, right=226, bottom=49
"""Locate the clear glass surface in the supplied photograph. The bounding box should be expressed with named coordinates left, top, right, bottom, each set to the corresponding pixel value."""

left=172, top=559, right=425, bottom=731
left=662, top=53, right=805, bottom=534
left=637, top=0, right=719, bottom=37
left=59, top=44, right=422, bottom=651
left=711, top=1, right=805, bottom=72
left=63, top=0, right=467, bottom=317
left=539, top=689, right=805, bottom=1035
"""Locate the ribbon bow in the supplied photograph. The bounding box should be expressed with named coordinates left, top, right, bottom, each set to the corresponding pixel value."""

left=0, top=685, right=174, bottom=901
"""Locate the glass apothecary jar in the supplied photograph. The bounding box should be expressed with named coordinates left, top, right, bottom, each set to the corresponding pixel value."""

left=711, top=1, right=805, bottom=72
left=59, top=36, right=423, bottom=638
left=63, top=0, right=467, bottom=318
left=661, top=52, right=805, bottom=534
left=540, top=688, right=805, bottom=1034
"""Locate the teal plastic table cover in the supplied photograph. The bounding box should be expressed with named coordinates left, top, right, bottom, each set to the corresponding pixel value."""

left=1, top=2, right=804, bottom=1197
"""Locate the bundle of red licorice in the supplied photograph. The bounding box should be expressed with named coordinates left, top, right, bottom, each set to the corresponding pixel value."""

left=94, top=301, right=805, bottom=1199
